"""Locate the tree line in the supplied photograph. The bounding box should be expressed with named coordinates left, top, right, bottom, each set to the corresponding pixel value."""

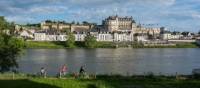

left=0, top=16, right=24, bottom=72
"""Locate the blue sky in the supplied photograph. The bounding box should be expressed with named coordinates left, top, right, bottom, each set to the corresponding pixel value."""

left=0, top=0, right=200, bottom=32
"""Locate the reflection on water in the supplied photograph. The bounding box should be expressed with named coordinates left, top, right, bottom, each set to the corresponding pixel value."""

left=18, top=48, right=200, bottom=76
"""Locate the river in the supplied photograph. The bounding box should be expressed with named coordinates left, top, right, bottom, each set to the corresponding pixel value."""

left=18, top=48, right=200, bottom=76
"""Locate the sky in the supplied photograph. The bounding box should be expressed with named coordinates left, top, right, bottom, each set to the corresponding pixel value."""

left=0, top=0, right=200, bottom=32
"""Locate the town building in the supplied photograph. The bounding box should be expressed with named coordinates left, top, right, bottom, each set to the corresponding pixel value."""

left=160, top=33, right=183, bottom=40
left=19, top=30, right=34, bottom=39
left=41, top=21, right=71, bottom=30
left=34, top=31, right=135, bottom=42
left=74, top=33, right=86, bottom=41
left=71, top=25, right=93, bottom=33
left=41, top=21, right=94, bottom=33
left=94, top=32, right=113, bottom=42
left=103, top=15, right=135, bottom=32
left=34, top=32, right=67, bottom=41
left=134, top=26, right=161, bottom=38
left=28, top=15, right=166, bottom=42
left=113, top=32, right=134, bottom=42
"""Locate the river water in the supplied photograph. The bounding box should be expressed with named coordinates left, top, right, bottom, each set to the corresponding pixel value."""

left=18, top=48, right=200, bottom=76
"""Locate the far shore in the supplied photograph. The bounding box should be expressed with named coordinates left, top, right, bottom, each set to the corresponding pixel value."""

left=24, top=41, right=200, bottom=49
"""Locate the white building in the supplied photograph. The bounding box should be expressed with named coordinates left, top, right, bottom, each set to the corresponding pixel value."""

left=57, top=35, right=67, bottom=41
left=34, top=32, right=136, bottom=42
left=113, top=33, right=134, bottom=42
left=34, top=33, right=46, bottom=41
left=74, top=34, right=86, bottom=41
left=161, top=33, right=183, bottom=40
left=34, top=33, right=67, bottom=41
left=96, top=33, right=113, bottom=41
left=136, top=35, right=148, bottom=42
left=19, top=30, right=34, bottom=39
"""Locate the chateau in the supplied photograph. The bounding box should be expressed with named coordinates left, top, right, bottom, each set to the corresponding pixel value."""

left=103, top=15, right=136, bottom=32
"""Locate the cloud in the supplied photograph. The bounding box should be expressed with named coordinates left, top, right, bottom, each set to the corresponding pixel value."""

left=192, top=13, right=200, bottom=19
left=6, top=16, right=35, bottom=23
left=29, top=6, right=68, bottom=14
left=68, top=0, right=176, bottom=6
left=1, top=0, right=200, bottom=32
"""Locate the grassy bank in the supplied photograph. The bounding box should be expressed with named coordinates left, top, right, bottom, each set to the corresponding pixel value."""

left=25, top=41, right=66, bottom=49
left=1, top=73, right=200, bottom=88
left=25, top=41, right=199, bottom=49
left=142, top=43, right=199, bottom=48
left=25, top=41, right=116, bottom=49
left=175, top=42, right=199, bottom=48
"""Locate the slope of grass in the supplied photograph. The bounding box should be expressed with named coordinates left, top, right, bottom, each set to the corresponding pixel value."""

left=1, top=77, right=200, bottom=88
left=1, top=73, right=200, bottom=88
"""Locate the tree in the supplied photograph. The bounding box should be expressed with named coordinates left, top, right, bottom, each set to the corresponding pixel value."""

left=0, top=17, right=24, bottom=72
left=9, top=22, right=15, bottom=35
left=172, top=31, right=180, bottom=35
left=181, top=31, right=189, bottom=36
left=0, top=34, right=24, bottom=72
left=198, top=31, right=200, bottom=35
left=76, top=22, right=80, bottom=25
left=82, top=21, right=89, bottom=25
left=84, top=34, right=97, bottom=48
left=0, top=16, right=8, bottom=31
left=66, top=32, right=75, bottom=48
left=71, top=21, right=75, bottom=24
left=0, top=17, right=15, bottom=35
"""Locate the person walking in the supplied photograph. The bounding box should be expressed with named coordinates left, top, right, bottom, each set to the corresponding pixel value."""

left=59, top=64, right=68, bottom=78
left=79, top=65, right=86, bottom=78
left=40, top=67, right=46, bottom=78
left=62, top=64, right=67, bottom=75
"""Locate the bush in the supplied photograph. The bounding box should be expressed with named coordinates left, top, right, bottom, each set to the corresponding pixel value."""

left=0, top=34, right=24, bottom=72
left=66, top=32, right=75, bottom=48
left=84, top=34, right=97, bottom=48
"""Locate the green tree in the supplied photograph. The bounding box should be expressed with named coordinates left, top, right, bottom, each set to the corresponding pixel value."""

left=9, top=22, right=15, bottom=35
left=66, top=32, right=75, bottom=48
left=181, top=31, right=189, bottom=36
left=0, top=16, right=24, bottom=72
left=0, top=16, right=8, bottom=31
left=76, top=22, right=80, bottom=25
left=71, top=21, right=75, bottom=24
left=84, top=34, right=97, bottom=48
left=0, top=34, right=24, bottom=72
left=0, top=17, right=15, bottom=35
left=82, top=21, right=89, bottom=25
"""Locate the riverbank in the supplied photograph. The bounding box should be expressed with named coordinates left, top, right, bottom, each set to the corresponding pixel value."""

left=1, top=73, right=200, bottom=88
left=25, top=41, right=199, bottom=49
left=25, top=41, right=116, bottom=49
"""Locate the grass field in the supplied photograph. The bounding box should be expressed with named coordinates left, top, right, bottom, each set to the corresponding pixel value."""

left=1, top=73, right=200, bottom=88
left=1, top=77, right=200, bottom=88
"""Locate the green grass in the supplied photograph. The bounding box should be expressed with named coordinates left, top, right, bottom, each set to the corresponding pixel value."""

left=1, top=73, right=200, bottom=88
left=175, top=42, right=199, bottom=48
left=137, top=42, right=199, bottom=48
left=24, top=41, right=199, bottom=49
left=25, top=41, right=116, bottom=49
left=96, top=42, right=116, bottom=48
left=1, top=75, right=200, bottom=88
left=25, top=41, right=65, bottom=49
